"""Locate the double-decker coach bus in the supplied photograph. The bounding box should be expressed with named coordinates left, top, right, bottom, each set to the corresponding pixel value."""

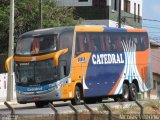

left=6, top=25, right=153, bottom=107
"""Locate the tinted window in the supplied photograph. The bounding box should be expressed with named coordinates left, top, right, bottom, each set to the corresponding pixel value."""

left=76, top=32, right=111, bottom=53
left=59, top=31, right=74, bottom=52
left=76, top=32, right=122, bottom=52
left=16, top=34, right=57, bottom=55
left=76, top=32, right=149, bottom=53
left=58, top=30, right=74, bottom=77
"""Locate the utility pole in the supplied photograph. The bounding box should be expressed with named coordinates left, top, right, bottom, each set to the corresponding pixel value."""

left=39, top=0, right=42, bottom=28
left=118, top=0, right=121, bottom=28
left=7, top=0, right=14, bottom=101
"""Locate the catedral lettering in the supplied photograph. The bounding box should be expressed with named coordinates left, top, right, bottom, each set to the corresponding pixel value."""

left=27, top=87, right=43, bottom=92
left=92, top=53, right=124, bottom=64
left=5, top=25, right=152, bottom=108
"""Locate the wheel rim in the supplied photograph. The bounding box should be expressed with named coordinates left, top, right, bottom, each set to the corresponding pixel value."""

left=123, top=85, right=129, bottom=99
left=75, top=88, right=81, bottom=103
left=124, top=90, right=129, bottom=99
left=131, top=85, right=137, bottom=98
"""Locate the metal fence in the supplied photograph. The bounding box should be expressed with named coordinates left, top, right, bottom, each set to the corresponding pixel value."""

left=4, top=100, right=144, bottom=120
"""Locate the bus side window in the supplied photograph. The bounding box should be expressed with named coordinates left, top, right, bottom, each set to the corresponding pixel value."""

left=133, top=35, right=141, bottom=51
left=141, top=35, right=149, bottom=50
left=88, top=35, right=94, bottom=51
left=104, top=34, right=111, bottom=51
left=90, top=33, right=101, bottom=51
left=100, top=34, right=105, bottom=51
left=113, top=35, right=123, bottom=51
left=59, top=31, right=74, bottom=78
left=76, top=33, right=87, bottom=53
left=51, top=36, right=57, bottom=51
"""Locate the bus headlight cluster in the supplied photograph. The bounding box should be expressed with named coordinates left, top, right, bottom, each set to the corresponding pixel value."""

left=48, top=84, right=61, bottom=91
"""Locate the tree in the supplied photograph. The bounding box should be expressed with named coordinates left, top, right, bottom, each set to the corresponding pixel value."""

left=0, top=1, right=10, bottom=53
left=0, top=0, right=80, bottom=53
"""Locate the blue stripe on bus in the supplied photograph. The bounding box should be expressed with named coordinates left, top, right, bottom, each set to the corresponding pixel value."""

left=84, top=52, right=125, bottom=97
left=104, top=27, right=127, bottom=32
left=16, top=82, right=57, bottom=92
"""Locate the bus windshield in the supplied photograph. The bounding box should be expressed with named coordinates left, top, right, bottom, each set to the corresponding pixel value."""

left=16, top=34, right=57, bottom=55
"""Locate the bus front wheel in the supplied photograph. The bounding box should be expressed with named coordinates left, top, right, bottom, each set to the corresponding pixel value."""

left=35, top=101, right=49, bottom=108
left=71, top=86, right=82, bottom=105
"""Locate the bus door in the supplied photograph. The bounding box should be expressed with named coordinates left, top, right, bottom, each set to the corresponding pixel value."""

left=58, top=30, right=74, bottom=98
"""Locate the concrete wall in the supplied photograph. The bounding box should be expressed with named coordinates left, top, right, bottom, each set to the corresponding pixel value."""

left=0, top=73, right=16, bottom=102
left=109, top=19, right=133, bottom=28
left=57, top=0, right=93, bottom=6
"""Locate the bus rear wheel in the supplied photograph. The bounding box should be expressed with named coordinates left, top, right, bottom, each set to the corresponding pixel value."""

left=84, top=98, right=97, bottom=104
left=71, top=86, right=82, bottom=105
left=129, top=83, right=137, bottom=101
left=121, top=83, right=129, bottom=101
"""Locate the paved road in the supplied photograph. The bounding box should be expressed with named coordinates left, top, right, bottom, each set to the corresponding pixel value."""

left=0, top=99, right=140, bottom=115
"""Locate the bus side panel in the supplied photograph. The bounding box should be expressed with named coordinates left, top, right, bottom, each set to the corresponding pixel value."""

left=84, top=52, right=125, bottom=97
left=71, top=53, right=92, bottom=97
left=136, top=49, right=152, bottom=92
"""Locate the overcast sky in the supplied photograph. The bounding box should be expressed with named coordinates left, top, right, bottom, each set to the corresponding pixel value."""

left=142, top=0, right=160, bottom=39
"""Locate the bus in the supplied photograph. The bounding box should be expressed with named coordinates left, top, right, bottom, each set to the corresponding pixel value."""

left=6, top=25, right=153, bottom=107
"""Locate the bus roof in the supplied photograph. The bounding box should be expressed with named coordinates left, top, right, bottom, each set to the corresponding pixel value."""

left=20, top=25, right=147, bottom=38
left=75, top=25, right=147, bottom=33
left=20, top=26, right=74, bottom=38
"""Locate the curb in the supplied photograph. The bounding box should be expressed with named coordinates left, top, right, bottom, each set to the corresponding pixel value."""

left=0, top=101, right=18, bottom=106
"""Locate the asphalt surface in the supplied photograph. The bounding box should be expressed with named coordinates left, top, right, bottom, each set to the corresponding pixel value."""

left=0, top=99, right=139, bottom=115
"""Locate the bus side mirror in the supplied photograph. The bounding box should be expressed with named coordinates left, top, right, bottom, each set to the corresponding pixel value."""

left=53, top=48, right=68, bottom=66
left=5, top=56, right=13, bottom=72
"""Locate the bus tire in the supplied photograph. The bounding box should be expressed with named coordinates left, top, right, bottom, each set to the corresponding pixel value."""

left=121, top=83, right=129, bottom=101
left=71, top=86, right=82, bottom=105
left=84, top=98, right=97, bottom=104
left=97, top=98, right=103, bottom=103
left=113, top=96, right=121, bottom=102
left=35, top=101, right=48, bottom=108
left=129, top=83, right=137, bottom=101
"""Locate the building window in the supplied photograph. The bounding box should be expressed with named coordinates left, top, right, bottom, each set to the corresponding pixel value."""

left=138, top=4, right=140, bottom=23
left=114, top=0, right=118, bottom=11
left=134, top=3, right=136, bottom=22
left=93, top=0, right=106, bottom=7
left=111, top=0, right=118, bottom=11
left=79, top=0, right=88, bottom=2
left=124, top=0, right=130, bottom=13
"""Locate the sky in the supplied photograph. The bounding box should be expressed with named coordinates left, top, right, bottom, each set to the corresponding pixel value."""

left=143, top=0, right=160, bottom=40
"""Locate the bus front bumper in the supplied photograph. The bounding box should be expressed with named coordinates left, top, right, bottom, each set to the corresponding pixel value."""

left=16, top=88, right=62, bottom=103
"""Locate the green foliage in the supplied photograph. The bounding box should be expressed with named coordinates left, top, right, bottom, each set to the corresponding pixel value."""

left=0, top=0, right=80, bottom=53
left=0, top=1, right=10, bottom=53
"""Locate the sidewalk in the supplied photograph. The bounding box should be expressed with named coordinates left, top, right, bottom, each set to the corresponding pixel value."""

left=0, top=100, right=35, bottom=110
left=0, top=100, right=18, bottom=107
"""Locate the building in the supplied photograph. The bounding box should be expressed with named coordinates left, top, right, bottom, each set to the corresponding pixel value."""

left=56, top=0, right=142, bottom=28
left=149, top=40, right=160, bottom=99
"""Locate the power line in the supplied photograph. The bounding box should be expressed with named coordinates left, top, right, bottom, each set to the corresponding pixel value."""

left=125, top=16, right=160, bottom=23
left=148, top=32, right=160, bottom=33
left=142, top=25, right=160, bottom=30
